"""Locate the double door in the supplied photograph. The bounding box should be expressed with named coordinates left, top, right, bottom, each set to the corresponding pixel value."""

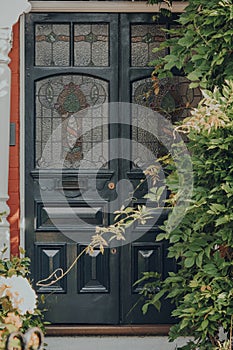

left=25, top=12, right=178, bottom=324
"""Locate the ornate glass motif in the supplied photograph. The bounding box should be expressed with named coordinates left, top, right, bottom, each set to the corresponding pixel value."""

left=133, top=76, right=202, bottom=121
left=36, top=75, right=109, bottom=169
left=55, top=82, right=88, bottom=114
left=35, top=24, right=70, bottom=66
left=54, top=82, right=88, bottom=164
left=74, top=24, right=109, bottom=67
left=131, top=76, right=202, bottom=167
left=131, top=24, right=166, bottom=67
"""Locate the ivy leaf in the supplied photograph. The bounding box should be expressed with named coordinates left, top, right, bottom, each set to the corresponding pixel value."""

left=184, top=257, right=195, bottom=268
left=187, top=71, right=201, bottom=81
left=142, top=303, right=149, bottom=315
left=200, top=319, right=209, bottom=330
left=156, top=233, right=167, bottom=241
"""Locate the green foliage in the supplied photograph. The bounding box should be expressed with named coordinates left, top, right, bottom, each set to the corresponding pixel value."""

left=0, top=248, right=46, bottom=348
left=141, top=81, right=233, bottom=349
left=135, top=0, right=233, bottom=344
left=133, top=272, right=164, bottom=314
left=149, top=0, right=233, bottom=90
left=0, top=250, right=31, bottom=278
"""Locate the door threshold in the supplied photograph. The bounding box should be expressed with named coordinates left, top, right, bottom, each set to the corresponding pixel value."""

left=46, top=325, right=171, bottom=336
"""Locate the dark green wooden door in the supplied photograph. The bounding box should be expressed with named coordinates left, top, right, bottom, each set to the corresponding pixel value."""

left=25, top=12, right=184, bottom=324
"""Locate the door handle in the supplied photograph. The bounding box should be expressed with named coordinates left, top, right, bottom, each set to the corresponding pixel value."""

left=108, top=182, right=115, bottom=190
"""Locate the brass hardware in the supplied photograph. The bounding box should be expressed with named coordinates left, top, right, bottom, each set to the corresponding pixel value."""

left=108, top=182, right=115, bottom=190
left=55, top=178, right=87, bottom=191
left=111, top=248, right=117, bottom=255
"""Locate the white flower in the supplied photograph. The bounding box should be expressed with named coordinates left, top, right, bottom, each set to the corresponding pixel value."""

left=0, top=275, right=37, bottom=315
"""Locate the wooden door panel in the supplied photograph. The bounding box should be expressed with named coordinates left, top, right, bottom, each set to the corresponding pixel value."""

left=78, top=245, right=110, bottom=293
left=35, top=243, right=67, bottom=294
left=36, top=201, right=108, bottom=231
left=121, top=229, right=177, bottom=324
left=119, top=14, right=178, bottom=324
left=25, top=12, right=182, bottom=325
left=25, top=12, right=120, bottom=324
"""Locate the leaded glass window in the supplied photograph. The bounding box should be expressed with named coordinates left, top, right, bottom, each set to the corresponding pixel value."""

left=35, top=24, right=70, bottom=66
left=132, top=76, right=201, bottom=121
left=131, top=24, right=166, bottom=67
left=35, top=23, right=110, bottom=67
left=74, top=24, right=109, bottom=66
left=131, top=76, right=202, bottom=167
left=36, top=75, right=109, bottom=169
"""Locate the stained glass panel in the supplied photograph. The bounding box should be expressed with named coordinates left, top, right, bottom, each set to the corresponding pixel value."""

left=131, top=76, right=202, bottom=167
left=35, top=24, right=70, bottom=66
left=36, top=75, right=109, bottom=169
left=131, top=24, right=166, bottom=67
left=74, top=24, right=109, bottom=67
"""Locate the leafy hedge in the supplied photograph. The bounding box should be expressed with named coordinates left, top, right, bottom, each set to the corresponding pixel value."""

left=141, top=82, right=233, bottom=349
left=149, top=0, right=233, bottom=90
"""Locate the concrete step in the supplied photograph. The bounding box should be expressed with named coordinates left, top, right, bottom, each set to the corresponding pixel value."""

left=45, top=336, right=190, bottom=350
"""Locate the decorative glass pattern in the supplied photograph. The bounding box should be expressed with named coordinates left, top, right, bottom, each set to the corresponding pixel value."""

left=36, top=75, right=109, bottom=169
left=131, top=24, right=166, bottom=67
left=133, top=76, right=201, bottom=120
left=131, top=106, right=160, bottom=168
left=74, top=24, right=109, bottom=67
left=131, top=77, right=202, bottom=167
left=35, top=24, right=70, bottom=66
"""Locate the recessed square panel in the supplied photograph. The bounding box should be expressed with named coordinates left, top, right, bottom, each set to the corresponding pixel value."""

left=132, top=242, right=163, bottom=293
left=35, top=243, right=67, bottom=294
left=77, top=245, right=110, bottom=293
left=36, top=201, right=107, bottom=231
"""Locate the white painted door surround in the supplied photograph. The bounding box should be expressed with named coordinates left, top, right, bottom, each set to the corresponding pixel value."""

left=0, top=0, right=31, bottom=256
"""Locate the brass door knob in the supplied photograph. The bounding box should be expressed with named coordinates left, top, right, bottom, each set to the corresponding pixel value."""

left=108, top=182, right=115, bottom=190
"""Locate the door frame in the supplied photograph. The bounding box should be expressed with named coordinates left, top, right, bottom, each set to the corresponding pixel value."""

left=29, top=1, right=187, bottom=13
left=20, top=0, right=184, bottom=334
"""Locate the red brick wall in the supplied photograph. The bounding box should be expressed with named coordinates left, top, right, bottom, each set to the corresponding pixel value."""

left=8, top=22, right=20, bottom=256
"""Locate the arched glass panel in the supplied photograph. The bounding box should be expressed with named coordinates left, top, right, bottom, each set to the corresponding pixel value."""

left=131, top=76, right=202, bottom=167
left=35, top=75, right=109, bottom=169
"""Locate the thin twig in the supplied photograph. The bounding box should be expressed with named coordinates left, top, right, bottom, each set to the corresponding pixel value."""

left=37, top=247, right=87, bottom=287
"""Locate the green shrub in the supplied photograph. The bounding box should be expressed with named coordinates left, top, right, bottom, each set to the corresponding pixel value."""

left=142, top=81, right=233, bottom=349
left=149, top=0, right=233, bottom=90
left=0, top=247, right=47, bottom=349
